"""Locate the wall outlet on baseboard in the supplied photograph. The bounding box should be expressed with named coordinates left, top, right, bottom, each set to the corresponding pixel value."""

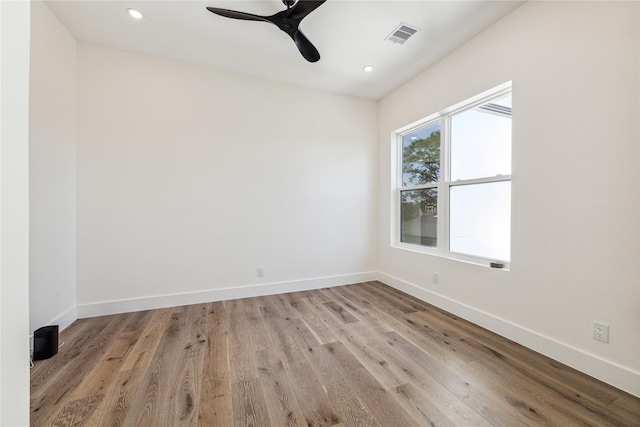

left=593, top=321, right=609, bottom=343
left=432, top=272, right=439, bottom=284
left=257, top=266, right=265, bottom=277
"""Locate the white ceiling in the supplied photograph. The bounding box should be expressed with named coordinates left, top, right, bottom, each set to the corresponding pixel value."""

left=45, top=0, right=524, bottom=100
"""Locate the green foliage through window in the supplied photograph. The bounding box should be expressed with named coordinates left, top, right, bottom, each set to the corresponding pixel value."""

left=402, top=125, right=440, bottom=186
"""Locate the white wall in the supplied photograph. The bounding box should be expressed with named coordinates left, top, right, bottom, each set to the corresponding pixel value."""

left=0, top=0, right=31, bottom=424
left=29, top=0, right=77, bottom=335
left=76, top=44, right=378, bottom=315
left=378, top=1, right=640, bottom=396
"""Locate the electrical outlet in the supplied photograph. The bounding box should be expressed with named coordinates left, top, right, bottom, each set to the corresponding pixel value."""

left=257, top=266, right=265, bottom=277
left=593, top=321, right=609, bottom=343
left=432, top=272, right=439, bottom=284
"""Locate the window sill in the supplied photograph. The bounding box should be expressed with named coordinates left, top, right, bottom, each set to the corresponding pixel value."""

left=392, top=243, right=511, bottom=271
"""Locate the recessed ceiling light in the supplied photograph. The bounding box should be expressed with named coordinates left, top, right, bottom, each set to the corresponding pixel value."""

left=363, top=65, right=373, bottom=73
left=128, top=8, right=144, bottom=20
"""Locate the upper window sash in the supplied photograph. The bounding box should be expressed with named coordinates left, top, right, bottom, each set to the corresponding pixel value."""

left=399, top=121, right=441, bottom=188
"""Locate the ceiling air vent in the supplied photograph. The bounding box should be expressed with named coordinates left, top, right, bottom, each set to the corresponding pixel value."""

left=386, top=23, right=418, bottom=45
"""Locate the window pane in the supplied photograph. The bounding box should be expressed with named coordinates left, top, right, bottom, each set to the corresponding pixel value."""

left=402, top=123, right=440, bottom=186
left=449, top=181, right=510, bottom=260
left=401, top=189, right=437, bottom=247
left=450, top=95, right=511, bottom=181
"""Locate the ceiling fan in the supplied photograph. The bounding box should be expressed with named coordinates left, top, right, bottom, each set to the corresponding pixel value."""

left=206, top=0, right=327, bottom=63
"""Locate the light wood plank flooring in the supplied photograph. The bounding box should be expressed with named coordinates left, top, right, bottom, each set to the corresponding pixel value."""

left=31, top=281, right=640, bottom=426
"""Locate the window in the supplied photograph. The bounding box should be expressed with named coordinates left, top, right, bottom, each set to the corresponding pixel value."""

left=396, top=83, right=512, bottom=265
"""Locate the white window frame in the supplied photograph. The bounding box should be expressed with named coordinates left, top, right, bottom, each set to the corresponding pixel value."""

left=392, top=82, right=512, bottom=268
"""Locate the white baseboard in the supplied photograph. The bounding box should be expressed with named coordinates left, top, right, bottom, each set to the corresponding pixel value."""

left=53, top=305, right=78, bottom=332
left=377, top=272, right=640, bottom=398
left=76, top=272, right=377, bottom=319
left=34, top=305, right=77, bottom=334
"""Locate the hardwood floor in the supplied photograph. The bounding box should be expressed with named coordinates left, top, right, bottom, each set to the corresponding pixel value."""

left=30, top=281, right=640, bottom=426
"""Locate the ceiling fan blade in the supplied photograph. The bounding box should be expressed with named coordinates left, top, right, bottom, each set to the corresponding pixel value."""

left=206, top=7, right=269, bottom=23
left=288, top=0, right=327, bottom=21
left=293, top=30, right=320, bottom=62
left=206, top=3, right=324, bottom=63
